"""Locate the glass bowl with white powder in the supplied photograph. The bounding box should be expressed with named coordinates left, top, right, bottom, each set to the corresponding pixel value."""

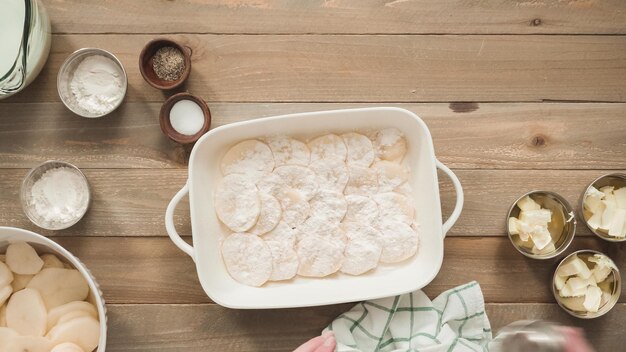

left=57, top=48, right=127, bottom=118
left=20, top=161, right=91, bottom=230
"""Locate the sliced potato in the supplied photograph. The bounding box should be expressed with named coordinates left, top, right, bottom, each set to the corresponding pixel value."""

left=26, top=268, right=89, bottom=310
left=47, top=301, right=98, bottom=332
left=5, top=335, right=52, bottom=352
left=0, top=326, right=18, bottom=347
left=46, top=316, right=100, bottom=352
left=11, top=274, right=33, bottom=291
left=0, top=285, right=12, bottom=307
left=0, top=262, right=13, bottom=287
left=6, top=242, right=44, bottom=275
left=41, top=254, right=65, bottom=270
left=0, top=305, right=6, bottom=327
left=6, top=288, right=47, bottom=337
left=51, top=342, right=85, bottom=352
left=57, top=310, right=94, bottom=327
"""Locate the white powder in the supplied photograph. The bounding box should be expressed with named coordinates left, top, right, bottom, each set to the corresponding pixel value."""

left=377, top=128, right=402, bottom=146
left=28, top=167, right=89, bottom=226
left=169, top=99, right=205, bottom=135
left=70, top=55, right=124, bottom=115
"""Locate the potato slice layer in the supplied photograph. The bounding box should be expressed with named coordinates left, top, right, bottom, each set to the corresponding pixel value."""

left=47, top=301, right=98, bottom=332
left=6, top=288, right=47, bottom=336
left=6, top=242, right=44, bottom=275
left=27, top=268, right=89, bottom=310
left=46, top=316, right=100, bottom=352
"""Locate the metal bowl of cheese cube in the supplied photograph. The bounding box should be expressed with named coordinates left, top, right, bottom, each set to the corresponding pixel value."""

left=507, top=191, right=576, bottom=259
left=580, top=173, right=626, bottom=242
left=0, top=226, right=107, bottom=351
left=552, top=250, right=620, bottom=319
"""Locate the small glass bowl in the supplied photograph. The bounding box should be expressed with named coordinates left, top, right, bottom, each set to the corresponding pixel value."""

left=20, top=160, right=91, bottom=230
left=57, top=48, right=127, bottom=118
left=552, top=250, right=621, bottom=319
left=506, top=190, right=576, bottom=259
left=580, top=173, right=626, bottom=242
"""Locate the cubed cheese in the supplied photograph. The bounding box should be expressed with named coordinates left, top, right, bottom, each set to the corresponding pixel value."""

left=516, top=221, right=532, bottom=242
left=608, top=209, right=626, bottom=237
left=532, top=241, right=555, bottom=255
left=530, top=226, right=552, bottom=250
left=520, top=209, right=552, bottom=227
left=589, top=254, right=616, bottom=283
left=600, top=186, right=615, bottom=197
left=554, top=273, right=567, bottom=291
left=600, top=201, right=617, bottom=231
left=614, top=187, right=626, bottom=209
left=584, top=186, right=606, bottom=213
left=559, top=281, right=587, bottom=297
left=565, top=277, right=592, bottom=292
left=517, top=195, right=541, bottom=212
left=583, top=286, right=602, bottom=313
left=593, top=264, right=613, bottom=283
left=586, top=202, right=605, bottom=230
left=560, top=296, right=586, bottom=312
left=508, top=217, right=520, bottom=235
left=557, top=255, right=592, bottom=279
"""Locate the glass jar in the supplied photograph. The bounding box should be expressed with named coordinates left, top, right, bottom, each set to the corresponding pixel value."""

left=0, top=0, right=51, bottom=99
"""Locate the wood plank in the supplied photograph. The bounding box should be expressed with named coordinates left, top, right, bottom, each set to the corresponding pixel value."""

left=43, top=0, right=626, bottom=35
left=8, top=236, right=620, bottom=305
left=1, top=103, right=624, bottom=169
left=2, top=168, right=625, bottom=237
left=104, top=303, right=626, bottom=351
left=3, top=35, right=626, bottom=103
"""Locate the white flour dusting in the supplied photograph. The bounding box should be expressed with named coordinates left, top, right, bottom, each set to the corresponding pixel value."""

left=221, top=233, right=273, bottom=287
left=342, top=132, right=375, bottom=167
left=308, top=134, right=347, bottom=162
left=216, top=129, right=419, bottom=286
left=70, top=55, right=124, bottom=115
left=215, top=174, right=260, bottom=232
left=296, top=235, right=345, bottom=277
left=28, top=167, right=89, bottom=226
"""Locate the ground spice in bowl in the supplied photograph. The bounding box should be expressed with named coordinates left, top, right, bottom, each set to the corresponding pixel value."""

left=152, top=46, right=185, bottom=81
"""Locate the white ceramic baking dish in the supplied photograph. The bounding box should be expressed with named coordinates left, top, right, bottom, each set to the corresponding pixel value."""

left=0, top=226, right=107, bottom=351
left=165, top=107, right=463, bottom=309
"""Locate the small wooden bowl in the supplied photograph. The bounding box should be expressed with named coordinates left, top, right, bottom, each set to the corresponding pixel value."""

left=139, top=38, right=192, bottom=90
left=160, top=92, right=211, bottom=144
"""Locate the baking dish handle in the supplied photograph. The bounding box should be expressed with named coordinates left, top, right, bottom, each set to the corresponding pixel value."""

left=436, top=160, right=464, bottom=237
left=165, top=182, right=195, bottom=258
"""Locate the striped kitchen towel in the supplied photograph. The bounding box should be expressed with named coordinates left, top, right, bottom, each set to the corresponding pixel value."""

left=323, top=281, right=491, bottom=352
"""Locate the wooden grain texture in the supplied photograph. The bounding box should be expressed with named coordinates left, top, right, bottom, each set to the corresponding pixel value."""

left=1, top=103, right=624, bottom=169
left=35, top=236, right=625, bottom=305
left=3, top=169, right=625, bottom=237
left=3, top=35, right=626, bottom=103
left=42, top=0, right=626, bottom=35
left=104, top=303, right=626, bottom=351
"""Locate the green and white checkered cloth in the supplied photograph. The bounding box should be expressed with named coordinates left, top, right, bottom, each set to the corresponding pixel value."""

left=323, top=281, right=492, bottom=352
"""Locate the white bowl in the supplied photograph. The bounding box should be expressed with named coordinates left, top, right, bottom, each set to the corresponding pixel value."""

left=165, top=107, right=464, bottom=309
left=0, top=226, right=107, bottom=351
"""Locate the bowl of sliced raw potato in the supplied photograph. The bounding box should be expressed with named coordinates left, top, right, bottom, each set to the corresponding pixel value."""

left=0, top=226, right=106, bottom=352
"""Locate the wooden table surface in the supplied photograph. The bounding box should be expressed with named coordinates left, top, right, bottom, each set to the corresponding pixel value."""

left=1, top=1, right=626, bottom=351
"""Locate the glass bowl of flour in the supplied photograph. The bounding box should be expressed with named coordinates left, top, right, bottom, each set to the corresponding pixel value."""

left=57, top=48, right=127, bottom=118
left=21, top=161, right=91, bottom=230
